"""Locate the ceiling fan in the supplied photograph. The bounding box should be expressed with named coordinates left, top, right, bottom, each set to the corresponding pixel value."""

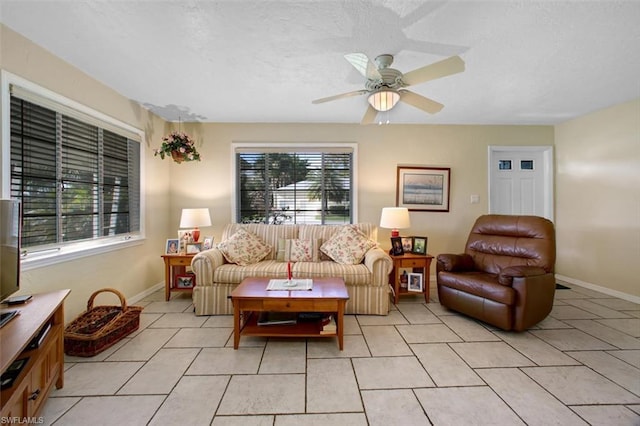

left=312, top=53, right=465, bottom=124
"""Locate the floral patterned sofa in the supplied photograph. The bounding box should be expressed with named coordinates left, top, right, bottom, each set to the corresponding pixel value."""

left=191, top=223, right=393, bottom=315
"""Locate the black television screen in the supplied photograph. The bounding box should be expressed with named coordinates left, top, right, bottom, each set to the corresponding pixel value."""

left=0, top=199, right=21, bottom=303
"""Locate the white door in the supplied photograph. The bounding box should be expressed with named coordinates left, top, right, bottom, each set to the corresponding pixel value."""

left=488, top=146, right=554, bottom=220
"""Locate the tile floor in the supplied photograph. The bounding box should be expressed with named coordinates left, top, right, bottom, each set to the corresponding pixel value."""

left=41, top=283, right=640, bottom=425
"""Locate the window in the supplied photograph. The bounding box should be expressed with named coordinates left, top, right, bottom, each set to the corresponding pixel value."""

left=498, top=160, right=512, bottom=170
left=235, top=146, right=355, bottom=225
left=520, top=160, right=534, bottom=170
left=5, top=78, right=142, bottom=262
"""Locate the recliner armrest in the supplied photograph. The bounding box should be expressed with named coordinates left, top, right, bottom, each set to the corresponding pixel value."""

left=437, top=253, right=474, bottom=272
left=498, top=265, right=548, bottom=286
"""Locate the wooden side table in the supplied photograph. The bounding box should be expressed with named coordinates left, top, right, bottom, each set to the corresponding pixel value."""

left=161, top=254, right=196, bottom=301
left=389, top=253, right=434, bottom=304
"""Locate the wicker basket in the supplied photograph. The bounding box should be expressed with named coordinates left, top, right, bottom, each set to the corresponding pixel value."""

left=64, top=288, right=143, bottom=357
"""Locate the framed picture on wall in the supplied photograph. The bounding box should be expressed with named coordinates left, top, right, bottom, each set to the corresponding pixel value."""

left=396, top=166, right=451, bottom=212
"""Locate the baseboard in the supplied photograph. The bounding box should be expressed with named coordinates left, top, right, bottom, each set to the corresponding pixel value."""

left=126, top=276, right=640, bottom=306
left=555, top=274, right=640, bottom=304
left=128, top=282, right=164, bottom=304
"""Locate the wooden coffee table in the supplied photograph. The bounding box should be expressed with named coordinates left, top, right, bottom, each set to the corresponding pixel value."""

left=230, top=277, right=349, bottom=350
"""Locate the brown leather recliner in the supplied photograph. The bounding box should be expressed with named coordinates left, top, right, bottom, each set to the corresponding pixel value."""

left=437, top=214, right=556, bottom=331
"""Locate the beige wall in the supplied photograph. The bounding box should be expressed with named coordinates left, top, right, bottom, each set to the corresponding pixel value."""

left=555, top=99, right=640, bottom=298
left=3, top=22, right=637, bottom=322
left=1, top=24, right=172, bottom=321
left=172, top=122, right=553, bottom=256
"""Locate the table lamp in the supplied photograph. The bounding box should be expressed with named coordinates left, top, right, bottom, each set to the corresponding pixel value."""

left=379, top=207, right=410, bottom=237
left=179, top=208, right=211, bottom=242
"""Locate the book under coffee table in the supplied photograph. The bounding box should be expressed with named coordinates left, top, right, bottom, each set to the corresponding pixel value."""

left=229, top=277, right=349, bottom=350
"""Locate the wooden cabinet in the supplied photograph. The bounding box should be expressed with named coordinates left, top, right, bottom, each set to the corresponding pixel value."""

left=389, top=253, right=433, bottom=304
left=1, top=290, right=69, bottom=419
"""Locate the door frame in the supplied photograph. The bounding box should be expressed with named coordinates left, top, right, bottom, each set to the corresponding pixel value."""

left=488, top=145, right=554, bottom=221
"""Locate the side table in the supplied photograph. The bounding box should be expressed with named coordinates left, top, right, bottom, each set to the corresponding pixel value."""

left=389, top=253, right=434, bottom=304
left=161, top=254, right=196, bottom=301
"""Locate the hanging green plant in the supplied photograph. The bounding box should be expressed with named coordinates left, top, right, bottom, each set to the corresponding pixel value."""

left=154, top=131, right=201, bottom=163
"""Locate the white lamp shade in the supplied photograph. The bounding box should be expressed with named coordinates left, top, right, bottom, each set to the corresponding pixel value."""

left=379, top=207, right=411, bottom=230
left=179, top=208, right=212, bottom=228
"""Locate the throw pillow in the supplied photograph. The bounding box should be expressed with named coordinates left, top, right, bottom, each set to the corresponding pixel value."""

left=276, top=239, right=320, bottom=262
left=320, top=225, right=376, bottom=265
left=218, top=228, right=272, bottom=266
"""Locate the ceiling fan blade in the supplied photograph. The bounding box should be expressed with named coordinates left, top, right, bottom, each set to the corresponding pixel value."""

left=402, top=55, right=465, bottom=87
left=344, top=53, right=382, bottom=80
left=361, top=105, right=378, bottom=125
left=312, top=90, right=368, bottom=104
left=399, top=90, right=444, bottom=114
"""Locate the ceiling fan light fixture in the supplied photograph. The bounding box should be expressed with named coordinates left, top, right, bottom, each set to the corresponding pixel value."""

left=367, top=88, right=400, bottom=112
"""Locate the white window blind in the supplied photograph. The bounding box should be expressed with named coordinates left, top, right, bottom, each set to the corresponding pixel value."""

left=10, top=84, right=141, bottom=141
left=236, top=149, right=353, bottom=225
left=9, top=90, right=141, bottom=250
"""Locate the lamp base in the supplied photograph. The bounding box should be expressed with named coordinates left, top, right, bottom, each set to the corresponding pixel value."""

left=390, top=229, right=400, bottom=237
left=192, top=227, right=200, bottom=242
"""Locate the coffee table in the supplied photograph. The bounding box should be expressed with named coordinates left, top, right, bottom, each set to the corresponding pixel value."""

left=230, top=277, right=349, bottom=350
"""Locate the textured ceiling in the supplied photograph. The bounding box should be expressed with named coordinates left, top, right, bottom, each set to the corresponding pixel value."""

left=1, top=0, right=639, bottom=124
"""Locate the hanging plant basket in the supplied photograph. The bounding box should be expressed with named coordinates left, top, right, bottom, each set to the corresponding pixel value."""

left=154, top=131, right=201, bottom=163
left=171, top=151, right=184, bottom=163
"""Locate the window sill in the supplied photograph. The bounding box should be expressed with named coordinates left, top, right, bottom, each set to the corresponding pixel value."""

left=22, top=235, right=145, bottom=271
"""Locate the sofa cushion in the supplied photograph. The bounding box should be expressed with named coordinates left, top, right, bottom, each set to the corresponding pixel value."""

left=293, top=261, right=371, bottom=286
left=221, top=224, right=299, bottom=260
left=299, top=223, right=378, bottom=261
left=212, top=260, right=372, bottom=286
left=217, top=228, right=272, bottom=266
left=298, top=225, right=342, bottom=261
left=214, top=260, right=288, bottom=284
left=276, top=238, right=320, bottom=262
left=320, top=225, right=376, bottom=265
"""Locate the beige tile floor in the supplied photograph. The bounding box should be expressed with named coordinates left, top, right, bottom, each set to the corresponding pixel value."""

left=41, top=283, right=640, bottom=425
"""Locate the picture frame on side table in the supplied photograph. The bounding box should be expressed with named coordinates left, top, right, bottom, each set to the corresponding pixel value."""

left=398, top=267, right=412, bottom=289
left=165, top=238, right=179, bottom=254
left=401, top=237, right=413, bottom=253
left=396, top=166, right=451, bottom=212
left=390, top=237, right=404, bottom=255
left=408, top=273, right=423, bottom=292
left=178, top=230, right=192, bottom=253
left=412, top=237, right=428, bottom=255
left=175, top=274, right=196, bottom=289
left=186, top=242, right=203, bottom=254
left=202, top=236, right=214, bottom=250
